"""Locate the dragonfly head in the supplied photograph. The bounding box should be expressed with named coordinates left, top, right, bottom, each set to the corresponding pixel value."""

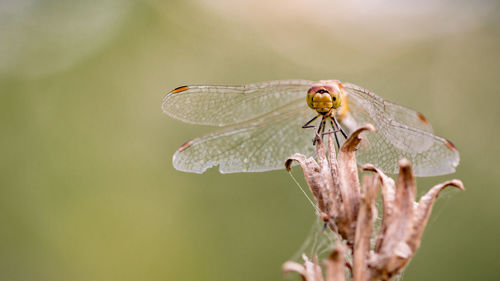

left=306, top=82, right=342, bottom=115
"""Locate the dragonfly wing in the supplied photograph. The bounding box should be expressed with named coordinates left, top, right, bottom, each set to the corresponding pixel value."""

left=340, top=83, right=459, bottom=176
left=172, top=100, right=315, bottom=173
left=343, top=83, right=434, bottom=133
left=162, top=80, right=314, bottom=126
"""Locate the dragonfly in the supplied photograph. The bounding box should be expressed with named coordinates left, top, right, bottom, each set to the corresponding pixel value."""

left=162, top=80, right=459, bottom=177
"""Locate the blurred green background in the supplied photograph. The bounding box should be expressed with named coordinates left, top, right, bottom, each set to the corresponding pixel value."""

left=1, top=0, right=499, bottom=280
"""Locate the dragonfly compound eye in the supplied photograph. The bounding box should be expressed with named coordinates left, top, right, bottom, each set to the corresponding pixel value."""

left=306, top=86, right=342, bottom=114
left=330, top=91, right=341, bottom=109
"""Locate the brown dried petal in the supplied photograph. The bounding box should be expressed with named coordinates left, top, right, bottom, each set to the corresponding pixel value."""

left=285, top=153, right=310, bottom=173
left=282, top=255, right=324, bottom=281
left=353, top=174, right=379, bottom=281
left=315, top=132, right=328, bottom=166
left=327, top=133, right=342, bottom=218
left=283, top=261, right=307, bottom=279
left=407, top=180, right=464, bottom=251
left=371, top=159, right=417, bottom=274
left=285, top=153, right=330, bottom=216
left=315, top=133, right=340, bottom=219
left=308, top=256, right=325, bottom=281
left=338, top=124, right=376, bottom=224
left=361, top=164, right=396, bottom=252
left=325, top=244, right=347, bottom=281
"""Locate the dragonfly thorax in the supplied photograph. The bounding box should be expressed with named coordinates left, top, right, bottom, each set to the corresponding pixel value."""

left=306, top=83, right=342, bottom=115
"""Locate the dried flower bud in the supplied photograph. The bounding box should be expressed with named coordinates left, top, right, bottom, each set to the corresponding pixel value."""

left=283, top=124, right=464, bottom=281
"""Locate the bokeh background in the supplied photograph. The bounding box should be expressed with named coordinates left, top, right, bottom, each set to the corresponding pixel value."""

left=1, top=0, right=499, bottom=280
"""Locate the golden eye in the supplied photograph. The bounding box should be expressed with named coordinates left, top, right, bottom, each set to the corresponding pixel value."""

left=331, top=92, right=342, bottom=109
left=306, top=91, right=315, bottom=109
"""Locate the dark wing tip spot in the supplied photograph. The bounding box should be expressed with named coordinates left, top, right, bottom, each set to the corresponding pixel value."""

left=416, top=112, right=428, bottom=124
left=177, top=140, right=194, bottom=152
left=444, top=139, right=457, bottom=152
left=171, top=85, right=189, bottom=94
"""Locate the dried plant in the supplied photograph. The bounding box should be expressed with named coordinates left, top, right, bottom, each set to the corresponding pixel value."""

left=283, top=124, right=464, bottom=281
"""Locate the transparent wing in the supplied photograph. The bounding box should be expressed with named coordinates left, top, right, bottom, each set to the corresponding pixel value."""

left=339, top=83, right=460, bottom=176
left=162, top=80, right=314, bottom=126
left=172, top=100, right=315, bottom=173
left=343, top=83, right=434, bottom=133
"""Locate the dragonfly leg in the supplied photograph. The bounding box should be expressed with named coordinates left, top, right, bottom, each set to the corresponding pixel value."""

left=331, top=115, right=360, bottom=151
left=313, top=117, right=326, bottom=145
left=320, top=118, right=327, bottom=136
left=332, top=115, right=348, bottom=139
left=328, top=118, right=341, bottom=149
left=302, top=115, right=320, bottom=129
